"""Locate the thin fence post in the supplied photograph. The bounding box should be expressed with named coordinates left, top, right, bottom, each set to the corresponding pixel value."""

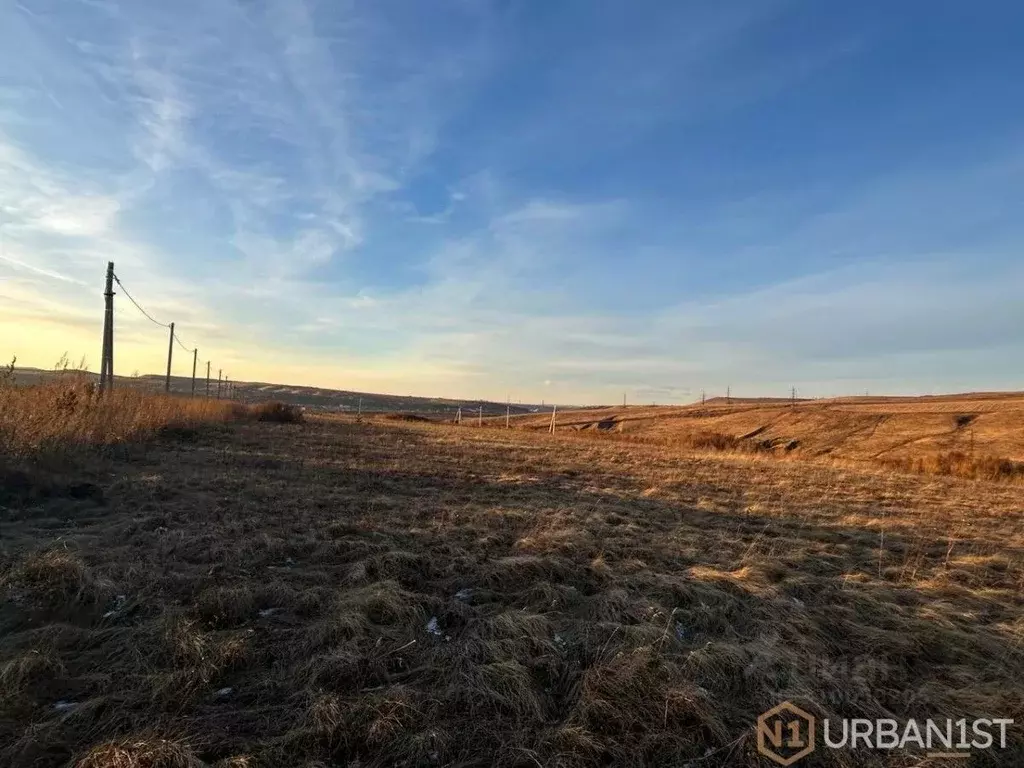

left=549, top=405, right=557, bottom=434
left=191, top=349, right=198, bottom=397
left=164, top=322, right=175, bottom=393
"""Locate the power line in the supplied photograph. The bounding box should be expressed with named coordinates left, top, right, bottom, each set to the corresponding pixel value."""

left=112, top=273, right=170, bottom=328
left=173, top=332, right=195, bottom=354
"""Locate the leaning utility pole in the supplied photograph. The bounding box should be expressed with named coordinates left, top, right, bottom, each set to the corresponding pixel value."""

left=99, top=261, right=115, bottom=392
left=549, top=405, right=557, bottom=434
left=164, top=322, right=175, bottom=393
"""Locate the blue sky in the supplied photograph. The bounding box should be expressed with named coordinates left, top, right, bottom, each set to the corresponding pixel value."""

left=2, top=0, right=1023, bottom=403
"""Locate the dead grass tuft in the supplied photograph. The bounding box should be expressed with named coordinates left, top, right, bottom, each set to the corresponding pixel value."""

left=248, top=401, right=304, bottom=424
left=883, top=451, right=1024, bottom=482
left=74, top=736, right=204, bottom=768
left=3, top=549, right=104, bottom=608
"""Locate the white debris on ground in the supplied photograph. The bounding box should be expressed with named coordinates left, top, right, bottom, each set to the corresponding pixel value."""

left=426, top=617, right=443, bottom=636
left=102, top=594, right=128, bottom=618
left=454, top=588, right=473, bottom=601
left=258, top=608, right=280, bottom=618
left=53, top=701, right=78, bottom=712
left=674, top=622, right=689, bottom=641
left=215, top=687, right=233, bottom=697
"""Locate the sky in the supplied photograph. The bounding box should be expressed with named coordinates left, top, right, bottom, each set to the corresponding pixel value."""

left=2, top=0, right=1023, bottom=404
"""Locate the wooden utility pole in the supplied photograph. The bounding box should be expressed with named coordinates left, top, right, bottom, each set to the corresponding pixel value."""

left=623, top=392, right=627, bottom=407
left=217, top=369, right=222, bottom=399
left=164, top=322, right=175, bottom=393
left=727, top=386, right=731, bottom=405
left=206, top=361, right=211, bottom=398
left=99, top=261, right=115, bottom=392
left=478, top=405, right=483, bottom=427
left=549, top=405, right=557, bottom=434
left=791, top=386, right=796, bottom=407
left=191, top=349, right=198, bottom=397
left=456, top=407, right=461, bottom=425
left=701, top=389, right=705, bottom=405
left=506, top=399, right=511, bottom=429
left=357, top=397, right=362, bottom=421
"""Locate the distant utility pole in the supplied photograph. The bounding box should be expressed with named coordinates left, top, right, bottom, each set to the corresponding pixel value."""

left=727, top=386, right=731, bottom=405
left=791, top=386, right=796, bottom=407
left=623, top=392, right=627, bottom=407
left=191, top=349, right=198, bottom=397
left=217, top=369, right=222, bottom=399
left=478, top=405, right=483, bottom=427
left=99, top=261, right=115, bottom=393
left=357, top=397, right=363, bottom=421
left=206, top=361, right=211, bottom=398
left=506, top=398, right=511, bottom=429
left=701, top=389, right=705, bottom=405
left=549, top=405, right=557, bottom=434
left=164, top=322, right=175, bottom=393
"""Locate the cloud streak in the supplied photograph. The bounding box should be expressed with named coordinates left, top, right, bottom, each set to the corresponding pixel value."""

left=3, top=1, right=1024, bottom=401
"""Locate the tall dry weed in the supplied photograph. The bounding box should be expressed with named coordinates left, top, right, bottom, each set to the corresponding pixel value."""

left=0, top=376, right=238, bottom=456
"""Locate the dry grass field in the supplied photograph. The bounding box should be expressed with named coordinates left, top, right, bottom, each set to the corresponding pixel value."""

left=506, top=394, right=1024, bottom=482
left=2, top=384, right=1024, bottom=766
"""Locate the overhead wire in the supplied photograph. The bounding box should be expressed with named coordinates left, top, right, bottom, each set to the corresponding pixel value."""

left=112, top=273, right=170, bottom=328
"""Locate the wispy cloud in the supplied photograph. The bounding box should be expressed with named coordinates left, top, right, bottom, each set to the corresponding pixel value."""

left=3, top=1, right=1024, bottom=400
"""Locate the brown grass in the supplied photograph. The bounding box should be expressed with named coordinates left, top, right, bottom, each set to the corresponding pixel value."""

left=503, top=395, right=1024, bottom=483
left=0, top=377, right=239, bottom=456
left=2, top=406, right=1024, bottom=766
left=247, top=401, right=305, bottom=424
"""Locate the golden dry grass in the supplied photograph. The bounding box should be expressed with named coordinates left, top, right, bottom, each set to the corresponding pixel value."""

left=2, top=396, right=1024, bottom=766
left=503, top=394, right=1024, bottom=482
left=0, top=377, right=240, bottom=456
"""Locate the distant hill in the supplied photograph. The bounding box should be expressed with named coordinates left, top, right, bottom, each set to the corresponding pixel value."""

left=505, top=393, right=1024, bottom=462
left=10, top=367, right=561, bottom=418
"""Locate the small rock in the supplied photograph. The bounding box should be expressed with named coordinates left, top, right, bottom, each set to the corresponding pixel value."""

left=53, top=701, right=78, bottom=712
left=426, top=617, right=443, bottom=637
left=258, top=608, right=280, bottom=618
left=454, top=588, right=473, bottom=601
left=215, top=687, right=233, bottom=697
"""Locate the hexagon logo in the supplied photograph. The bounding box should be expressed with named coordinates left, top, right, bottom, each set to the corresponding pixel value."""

left=756, top=701, right=816, bottom=766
